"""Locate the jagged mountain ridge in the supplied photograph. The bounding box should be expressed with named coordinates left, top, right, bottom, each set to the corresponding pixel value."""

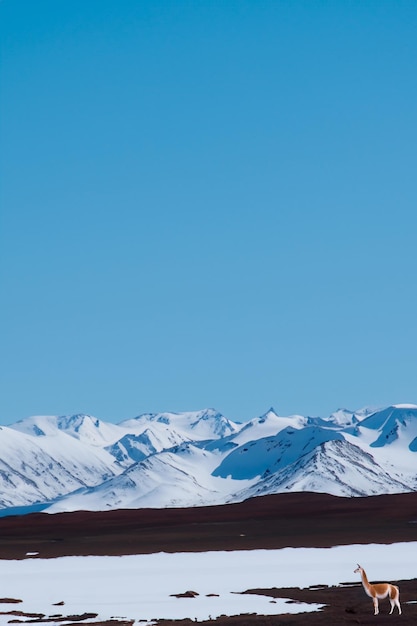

left=1, top=404, right=417, bottom=514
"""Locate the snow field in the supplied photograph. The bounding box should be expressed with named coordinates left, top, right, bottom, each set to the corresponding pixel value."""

left=0, top=542, right=416, bottom=624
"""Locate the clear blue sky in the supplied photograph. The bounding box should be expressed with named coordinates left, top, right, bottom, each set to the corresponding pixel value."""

left=1, top=0, right=416, bottom=426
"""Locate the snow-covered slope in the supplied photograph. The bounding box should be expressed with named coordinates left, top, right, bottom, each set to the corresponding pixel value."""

left=232, top=438, right=414, bottom=501
left=47, top=441, right=254, bottom=512
left=355, top=404, right=417, bottom=449
left=213, top=426, right=344, bottom=480
left=0, top=424, right=120, bottom=508
left=1, top=404, right=417, bottom=514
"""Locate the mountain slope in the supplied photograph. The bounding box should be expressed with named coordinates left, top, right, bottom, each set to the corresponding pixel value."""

left=357, top=404, right=417, bottom=449
left=0, top=425, right=121, bottom=508
left=232, top=438, right=414, bottom=500
left=213, top=426, right=344, bottom=480
left=47, top=442, right=254, bottom=512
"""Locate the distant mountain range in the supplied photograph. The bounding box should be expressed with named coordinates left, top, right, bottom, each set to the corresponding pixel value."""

left=1, top=404, right=417, bottom=514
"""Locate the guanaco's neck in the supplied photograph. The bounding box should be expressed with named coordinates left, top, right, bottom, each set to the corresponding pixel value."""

left=360, top=569, right=371, bottom=589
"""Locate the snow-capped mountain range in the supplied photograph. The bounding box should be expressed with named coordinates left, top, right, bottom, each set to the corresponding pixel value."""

left=1, top=404, right=417, bottom=514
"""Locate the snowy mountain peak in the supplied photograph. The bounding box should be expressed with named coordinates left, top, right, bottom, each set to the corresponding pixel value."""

left=11, top=414, right=64, bottom=437
left=119, top=408, right=239, bottom=440
left=11, top=413, right=123, bottom=446
left=260, top=407, right=279, bottom=419
left=189, top=409, right=239, bottom=437
left=326, top=408, right=359, bottom=427
left=357, top=405, right=417, bottom=450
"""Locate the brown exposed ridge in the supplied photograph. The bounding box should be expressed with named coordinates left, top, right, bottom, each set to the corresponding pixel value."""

left=0, top=491, right=416, bottom=560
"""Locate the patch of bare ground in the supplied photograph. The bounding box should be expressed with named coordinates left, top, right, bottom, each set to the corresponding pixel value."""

left=0, top=492, right=417, bottom=559
left=2, top=611, right=99, bottom=623
left=6, top=621, right=132, bottom=626
left=0, top=598, right=22, bottom=603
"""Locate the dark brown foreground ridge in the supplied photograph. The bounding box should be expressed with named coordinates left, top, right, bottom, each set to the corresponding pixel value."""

left=0, top=491, right=416, bottom=559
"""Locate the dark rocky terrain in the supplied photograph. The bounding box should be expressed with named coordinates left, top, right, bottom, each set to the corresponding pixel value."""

left=0, top=491, right=416, bottom=624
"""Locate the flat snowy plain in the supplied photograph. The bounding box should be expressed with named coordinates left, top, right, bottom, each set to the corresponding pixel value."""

left=0, top=542, right=416, bottom=624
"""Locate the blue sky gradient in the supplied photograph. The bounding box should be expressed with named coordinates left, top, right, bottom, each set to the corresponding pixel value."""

left=1, top=0, right=416, bottom=425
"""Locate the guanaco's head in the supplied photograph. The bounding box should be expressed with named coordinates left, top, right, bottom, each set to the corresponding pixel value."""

left=354, top=564, right=363, bottom=574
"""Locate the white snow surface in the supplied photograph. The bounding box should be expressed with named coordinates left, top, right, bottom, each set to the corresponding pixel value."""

left=0, top=543, right=416, bottom=624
